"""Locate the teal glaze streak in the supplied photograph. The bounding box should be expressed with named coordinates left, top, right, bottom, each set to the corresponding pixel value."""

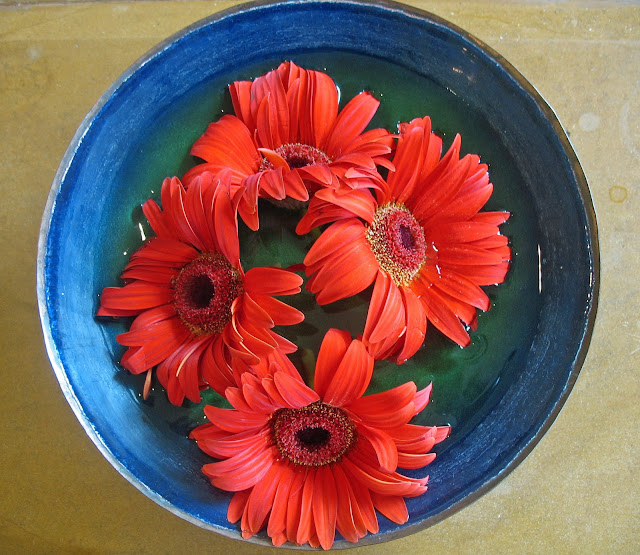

left=95, top=51, right=542, bottom=443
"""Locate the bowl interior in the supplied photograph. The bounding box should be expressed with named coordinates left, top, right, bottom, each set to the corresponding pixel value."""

left=38, top=0, right=598, bottom=547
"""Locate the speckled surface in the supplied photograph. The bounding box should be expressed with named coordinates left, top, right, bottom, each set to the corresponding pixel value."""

left=0, top=1, right=637, bottom=553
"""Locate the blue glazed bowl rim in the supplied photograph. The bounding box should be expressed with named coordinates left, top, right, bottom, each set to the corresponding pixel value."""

left=37, top=0, right=599, bottom=548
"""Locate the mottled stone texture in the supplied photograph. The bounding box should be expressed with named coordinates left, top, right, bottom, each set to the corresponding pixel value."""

left=0, top=1, right=637, bottom=553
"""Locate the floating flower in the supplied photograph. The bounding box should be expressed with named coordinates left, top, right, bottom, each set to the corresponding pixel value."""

left=97, top=172, right=304, bottom=405
left=190, top=329, right=449, bottom=549
left=183, top=61, right=393, bottom=230
left=299, top=117, right=511, bottom=360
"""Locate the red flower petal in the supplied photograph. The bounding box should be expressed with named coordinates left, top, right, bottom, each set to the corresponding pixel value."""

left=363, top=271, right=406, bottom=345
left=99, top=283, right=173, bottom=313
left=417, top=281, right=471, bottom=347
left=370, top=492, right=409, bottom=524
left=182, top=176, right=217, bottom=252
left=313, top=328, right=351, bottom=399
left=434, top=243, right=505, bottom=266
left=324, top=91, right=379, bottom=157
left=331, top=464, right=367, bottom=542
left=166, top=338, right=207, bottom=403
left=345, top=468, right=379, bottom=534
left=204, top=441, right=274, bottom=491
left=188, top=115, right=259, bottom=177
left=411, top=137, right=470, bottom=221
left=142, top=197, right=177, bottom=240
left=304, top=219, right=365, bottom=266
left=413, top=382, right=433, bottom=414
left=250, top=294, right=304, bottom=326
left=309, top=70, right=338, bottom=150
left=203, top=405, right=269, bottom=434
left=357, top=424, right=399, bottom=473
left=321, top=338, right=373, bottom=407
left=428, top=220, right=507, bottom=244
left=391, top=286, right=427, bottom=363
left=474, top=210, right=511, bottom=226
left=421, top=262, right=490, bottom=311
left=212, top=182, right=240, bottom=267
left=342, top=451, right=427, bottom=497
left=285, top=468, right=306, bottom=543
left=126, top=238, right=198, bottom=268
left=255, top=72, right=290, bottom=149
left=313, top=186, right=377, bottom=224
left=306, top=240, right=378, bottom=305
left=163, top=177, right=206, bottom=251
left=242, top=379, right=279, bottom=414
left=266, top=463, right=295, bottom=540
left=198, top=428, right=271, bottom=460
left=446, top=261, right=511, bottom=286
left=273, top=371, right=319, bottom=408
left=397, top=452, right=437, bottom=469
left=199, top=337, right=236, bottom=395
left=118, top=317, right=192, bottom=374
left=269, top=329, right=298, bottom=355
left=229, top=312, right=278, bottom=358
left=313, top=465, right=338, bottom=550
left=242, top=463, right=281, bottom=537
left=348, top=382, right=418, bottom=429
left=296, top=467, right=316, bottom=545
left=297, top=163, right=333, bottom=187
left=243, top=266, right=303, bottom=296
left=229, top=80, right=254, bottom=129
left=235, top=292, right=274, bottom=328
left=384, top=122, right=428, bottom=204
left=119, top=264, right=177, bottom=285
left=296, top=197, right=361, bottom=234
left=258, top=147, right=289, bottom=170
left=227, top=490, right=250, bottom=524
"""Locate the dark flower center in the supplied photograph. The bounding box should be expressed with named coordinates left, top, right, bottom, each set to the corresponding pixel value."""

left=366, top=202, right=427, bottom=286
left=296, top=427, right=330, bottom=446
left=173, top=253, right=243, bottom=336
left=188, top=274, right=216, bottom=308
left=260, top=142, right=331, bottom=171
left=272, top=402, right=356, bottom=467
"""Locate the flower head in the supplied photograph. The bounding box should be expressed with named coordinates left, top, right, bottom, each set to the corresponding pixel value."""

left=183, top=61, right=393, bottom=230
left=190, top=329, right=449, bottom=549
left=97, top=172, right=304, bottom=405
left=298, top=117, right=511, bottom=360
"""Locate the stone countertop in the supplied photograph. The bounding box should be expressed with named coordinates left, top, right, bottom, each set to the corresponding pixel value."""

left=1, top=0, right=638, bottom=552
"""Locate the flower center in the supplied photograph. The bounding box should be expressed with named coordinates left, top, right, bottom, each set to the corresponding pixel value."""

left=261, top=143, right=331, bottom=171
left=272, top=402, right=356, bottom=467
left=365, top=202, right=427, bottom=286
left=173, top=253, right=243, bottom=336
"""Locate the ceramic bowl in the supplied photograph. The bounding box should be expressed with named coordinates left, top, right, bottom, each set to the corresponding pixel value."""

left=37, top=0, right=598, bottom=547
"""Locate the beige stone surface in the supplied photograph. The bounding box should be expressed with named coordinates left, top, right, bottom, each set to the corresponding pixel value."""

left=0, top=0, right=637, bottom=553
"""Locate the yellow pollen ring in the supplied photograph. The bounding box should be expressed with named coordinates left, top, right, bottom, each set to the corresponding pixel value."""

left=271, top=402, right=357, bottom=467
left=365, top=202, right=427, bottom=287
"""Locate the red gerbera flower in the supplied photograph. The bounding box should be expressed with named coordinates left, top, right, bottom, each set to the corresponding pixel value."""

left=97, top=172, right=304, bottom=405
left=298, top=116, right=511, bottom=361
left=183, top=61, right=393, bottom=230
left=190, top=329, right=449, bottom=549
